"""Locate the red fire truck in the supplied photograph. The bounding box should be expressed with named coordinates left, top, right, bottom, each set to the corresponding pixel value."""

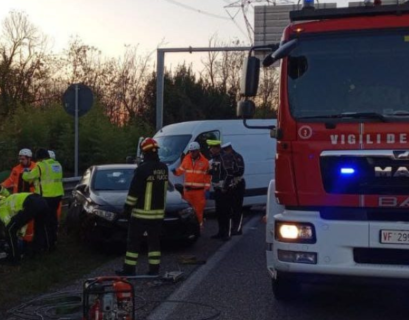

left=239, top=0, right=409, bottom=300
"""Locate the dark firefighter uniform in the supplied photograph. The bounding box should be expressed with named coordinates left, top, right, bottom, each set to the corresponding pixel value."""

left=207, top=140, right=236, bottom=241
left=222, top=142, right=246, bottom=235
left=116, top=138, right=169, bottom=276
left=0, top=191, right=49, bottom=265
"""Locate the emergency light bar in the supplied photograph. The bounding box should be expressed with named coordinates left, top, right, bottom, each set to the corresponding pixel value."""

left=303, top=0, right=315, bottom=9
left=290, top=1, right=409, bottom=21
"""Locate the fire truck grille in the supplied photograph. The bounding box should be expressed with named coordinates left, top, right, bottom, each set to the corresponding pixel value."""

left=320, top=155, right=409, bottom=195
left=354, top=248, right=409, bottom=265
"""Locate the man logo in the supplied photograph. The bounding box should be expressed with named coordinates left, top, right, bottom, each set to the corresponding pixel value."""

left=374, top=166, right=409, bottom=177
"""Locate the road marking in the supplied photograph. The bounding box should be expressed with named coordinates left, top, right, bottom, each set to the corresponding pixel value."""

left=147, top=215, right=261, bottom=320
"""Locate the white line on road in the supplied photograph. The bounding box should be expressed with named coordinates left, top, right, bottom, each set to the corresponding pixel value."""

left=147, top=215, right=261, bottom=320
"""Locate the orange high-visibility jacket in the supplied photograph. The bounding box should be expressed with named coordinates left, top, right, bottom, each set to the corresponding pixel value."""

left=2, top=162, right=37, bottom=194
left=2, top=162, right=37, bottom=242
left=174, top=153, right=211, bottom=189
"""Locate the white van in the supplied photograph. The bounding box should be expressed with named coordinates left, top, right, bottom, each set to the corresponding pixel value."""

left=152, top=119, right=277, bottom=209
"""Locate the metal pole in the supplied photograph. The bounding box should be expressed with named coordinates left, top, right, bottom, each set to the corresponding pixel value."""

left=74, top=84, right=79, bottom=177
left=155, top=46, right=251, bottom=130
left=156, top=50, right=165, bottom=132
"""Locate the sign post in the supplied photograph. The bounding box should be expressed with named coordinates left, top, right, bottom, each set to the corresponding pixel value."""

left=63, top=83, right=93, bottom=176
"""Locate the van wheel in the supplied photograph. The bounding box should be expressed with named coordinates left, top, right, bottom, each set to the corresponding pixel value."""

left=272, top=276, right=300, bottom=301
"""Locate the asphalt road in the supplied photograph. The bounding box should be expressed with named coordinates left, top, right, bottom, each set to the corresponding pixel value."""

left=5, top=209, right=409, bottom=320
left=148, top=213, right=409, bottom=320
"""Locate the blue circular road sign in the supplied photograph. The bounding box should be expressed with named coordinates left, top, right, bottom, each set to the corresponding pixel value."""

left=62, top=83, right=93, bottom=117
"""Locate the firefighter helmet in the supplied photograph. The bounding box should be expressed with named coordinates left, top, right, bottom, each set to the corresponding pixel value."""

left=140, top=138, right=159, bottom=153
left=188, top=141, right=200, bottom=151
left=19, top=148, right=32, bottom=158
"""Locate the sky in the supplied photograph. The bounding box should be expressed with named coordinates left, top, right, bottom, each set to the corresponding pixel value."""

left=0, top=0, right=348, bottom=68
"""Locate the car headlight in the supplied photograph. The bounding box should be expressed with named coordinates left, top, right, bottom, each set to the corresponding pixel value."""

left=178, top=207, right=195, bottom=219
left=84, top=202, right=117, bottom=222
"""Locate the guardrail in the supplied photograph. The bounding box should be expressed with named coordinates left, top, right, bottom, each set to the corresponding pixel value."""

left=62, top=176, right=81, bottom=201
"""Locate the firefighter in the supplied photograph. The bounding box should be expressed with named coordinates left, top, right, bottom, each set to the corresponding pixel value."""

left=22, top=148, right=64, bottom=249
left=1, top=149, right=37, bottom=245
left=0, top=191, right=49, bottom=265
left=116, top=137, right=169, bottom=276
left=222, top=142, right=246, bottom=235
left=207, top=140, right=236, bottom=241
left=172, top=141, right=211, bottom=227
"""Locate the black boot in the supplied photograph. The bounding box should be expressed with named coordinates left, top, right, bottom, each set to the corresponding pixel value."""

left=147, top=264, right=160, bottom=276
left=210, top=233, right=222, bottom=239
left=115, top=264, right=136, bottom=276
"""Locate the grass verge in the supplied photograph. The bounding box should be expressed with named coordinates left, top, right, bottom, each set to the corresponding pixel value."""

left=0, top=229, right=115, bottom=316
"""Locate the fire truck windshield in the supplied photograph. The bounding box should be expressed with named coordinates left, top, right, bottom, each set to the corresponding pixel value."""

left=288, top=29, right=409, bottom=121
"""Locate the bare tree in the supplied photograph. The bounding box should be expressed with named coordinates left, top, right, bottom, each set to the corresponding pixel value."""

left=0, top=11, right=51, bottom=115
left=256, top=67, right=279, bottom=117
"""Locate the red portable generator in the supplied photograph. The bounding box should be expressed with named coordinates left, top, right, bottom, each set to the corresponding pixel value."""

left=82, top=276, right=135, bottom=320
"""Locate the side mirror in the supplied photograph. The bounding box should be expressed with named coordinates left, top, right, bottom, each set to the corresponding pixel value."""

left=263, top=39, right=299, bottom=67
left=239, top=56, right=260, bottom=97
left=237, top=100, right=256, bottom=119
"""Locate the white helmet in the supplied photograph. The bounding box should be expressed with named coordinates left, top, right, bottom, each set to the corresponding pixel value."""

left=48, top=150, right=56, bottom=160
left=19, top=148, right=32, bottom=158
left=188, top=142, right=200, bottom=151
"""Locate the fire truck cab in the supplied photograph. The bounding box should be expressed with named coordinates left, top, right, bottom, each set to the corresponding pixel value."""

left=239, top=0, right=409, bottom=300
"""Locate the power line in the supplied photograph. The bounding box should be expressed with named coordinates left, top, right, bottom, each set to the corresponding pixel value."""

left=163, top=0, right=231, bottom=20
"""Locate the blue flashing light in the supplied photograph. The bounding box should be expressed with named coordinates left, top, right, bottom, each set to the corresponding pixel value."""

left=340, top=168, right=355, bottom=175
left=303, top=0, right=315, bottom=7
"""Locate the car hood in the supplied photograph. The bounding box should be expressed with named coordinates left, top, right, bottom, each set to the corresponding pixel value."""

left=90, top=189, right=189, bottom=213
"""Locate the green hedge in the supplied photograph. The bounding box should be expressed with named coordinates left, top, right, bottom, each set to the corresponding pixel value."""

left=0, top=170, right=10, bottom=183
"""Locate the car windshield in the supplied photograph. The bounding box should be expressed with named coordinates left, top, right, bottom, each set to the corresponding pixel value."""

left=92, top=167, right=175, bottom=191
left=93, top=168, right=135, bottom=191
left=287, top=29, right=409, bottom=121
left=154, top=134, right=192, bottom=164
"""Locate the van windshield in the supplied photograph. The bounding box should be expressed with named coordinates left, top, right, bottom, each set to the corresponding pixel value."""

left=154, top=135, right=192, bottom=164
left=287, top=29, right=409, bottom=120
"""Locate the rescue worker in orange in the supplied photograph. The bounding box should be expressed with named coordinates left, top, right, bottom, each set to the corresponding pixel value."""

left=2, top=149, right=36, bottom=193
left=1, top=148, right=36, bottom=244
left=172, top=141, right=211, bottom=227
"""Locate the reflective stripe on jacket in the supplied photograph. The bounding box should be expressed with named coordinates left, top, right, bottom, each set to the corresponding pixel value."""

left=22, top=159, right=64, bottom=197
left=174, top=153, right=211, bottom=189
left=126, top=159, right=169, bottom=220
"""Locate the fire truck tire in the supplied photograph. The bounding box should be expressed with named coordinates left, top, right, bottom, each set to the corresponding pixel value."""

left=272, top=275, right=300, bottom=301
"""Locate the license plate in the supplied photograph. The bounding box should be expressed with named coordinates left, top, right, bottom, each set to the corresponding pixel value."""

left=380, top=230, right=409, bottom=244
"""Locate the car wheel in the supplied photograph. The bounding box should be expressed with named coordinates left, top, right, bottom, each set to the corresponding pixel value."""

left=183, top=225, right=201, bottom=247
left=79, top=214, right=98, bottom=244
left=272, top=274, right=300, bottom=301
left=64, top=201, right=82, bottom=235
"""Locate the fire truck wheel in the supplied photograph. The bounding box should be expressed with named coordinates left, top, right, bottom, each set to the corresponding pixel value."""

left=272, top=276, right=300, bottom=301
